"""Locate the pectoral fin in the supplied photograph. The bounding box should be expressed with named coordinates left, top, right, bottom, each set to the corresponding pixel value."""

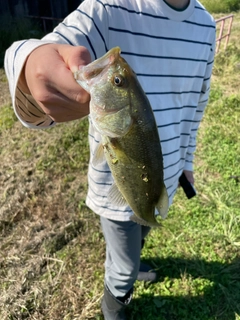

left=107, top=183, right=128, bottom=207
left=92, top=143, right=105, bottom=166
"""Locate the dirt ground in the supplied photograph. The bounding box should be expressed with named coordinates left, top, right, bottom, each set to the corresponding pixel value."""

left=0, top=68, right=106, bottom=319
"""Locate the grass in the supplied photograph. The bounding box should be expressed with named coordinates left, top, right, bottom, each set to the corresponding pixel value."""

left=0, top=104, right=17, bottom=133
left=201, top=0, right=240, bottom=13
left=0, top=9, right=240, bottom=320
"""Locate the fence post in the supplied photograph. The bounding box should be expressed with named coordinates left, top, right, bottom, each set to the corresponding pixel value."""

left=215, top=15, right=234, bottom=53
left=224, top=16, right=234, bottom=50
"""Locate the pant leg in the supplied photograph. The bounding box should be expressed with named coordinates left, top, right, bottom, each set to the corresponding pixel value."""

left=101, top=217, right=144, bottom=298
left=141, top=225, right=151, bottom=240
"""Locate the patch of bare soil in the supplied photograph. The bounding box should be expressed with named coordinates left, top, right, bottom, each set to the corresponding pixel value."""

left=0, top=130, right=104, bottom=319
left=0, top=72, right=105, bottom=319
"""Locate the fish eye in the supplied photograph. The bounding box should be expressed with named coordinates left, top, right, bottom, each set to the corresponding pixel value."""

left=114, top=75, right=124, bottom=87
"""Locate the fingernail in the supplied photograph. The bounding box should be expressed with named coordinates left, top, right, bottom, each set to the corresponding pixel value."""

left=70, top=65, right=79, bottom=73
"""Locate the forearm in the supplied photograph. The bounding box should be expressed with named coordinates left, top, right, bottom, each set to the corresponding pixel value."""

left=4, top=40, right=55, bottom=128
left=5, top=41, right=91, bottom=127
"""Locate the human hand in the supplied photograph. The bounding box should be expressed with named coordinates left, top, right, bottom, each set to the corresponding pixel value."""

left=19, top=44, right=91, bottom=122
left=183, top=170, right=194, bottom=185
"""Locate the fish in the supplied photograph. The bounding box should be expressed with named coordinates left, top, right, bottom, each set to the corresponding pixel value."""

left=74, top=47, right=169, bottom=227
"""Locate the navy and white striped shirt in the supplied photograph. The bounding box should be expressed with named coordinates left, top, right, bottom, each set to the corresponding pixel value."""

left=5, top=0, right=216, bottom=221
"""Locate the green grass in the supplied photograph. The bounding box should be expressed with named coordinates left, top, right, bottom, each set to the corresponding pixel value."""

left=201, top=0, right=240, bottom=13
left=132, top=15, right=240, bottom=319
left=0, top=104, right=17, bottom=134
left=0, top=9, right=240, bottom=320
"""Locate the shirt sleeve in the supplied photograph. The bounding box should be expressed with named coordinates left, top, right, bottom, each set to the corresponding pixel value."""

left=184, top=29, right=216, bottom=172
left=4, top=0, right=109, bottom=129
left=4, top=40, right=56, bottom=129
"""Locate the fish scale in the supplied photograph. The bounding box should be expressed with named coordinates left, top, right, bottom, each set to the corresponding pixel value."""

left=74, top=47, right=169, bottom=227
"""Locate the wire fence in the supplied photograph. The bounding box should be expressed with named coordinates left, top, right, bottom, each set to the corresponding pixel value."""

left=215, top=14, right=234, bottom=53
left=25, top=15, right=63, bottom=33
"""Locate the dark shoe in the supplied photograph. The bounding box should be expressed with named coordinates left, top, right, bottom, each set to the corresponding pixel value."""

left=137, top=262, right=158, bottom=282
left=138, top=240, right=158, bottom=282
left=101, top=285, right=133, bottom=320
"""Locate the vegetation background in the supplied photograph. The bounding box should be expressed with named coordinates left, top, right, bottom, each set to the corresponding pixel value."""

left=0, top=0, right=240, bottom=319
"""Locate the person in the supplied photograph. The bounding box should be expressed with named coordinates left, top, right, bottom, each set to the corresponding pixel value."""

left=5, top=0, right=216, bottom=319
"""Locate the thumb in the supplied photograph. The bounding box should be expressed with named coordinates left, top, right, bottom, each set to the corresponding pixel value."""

left=58, top=45, right=92, bottom=73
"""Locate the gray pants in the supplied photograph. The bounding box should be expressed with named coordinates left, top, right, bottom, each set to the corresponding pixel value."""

left=100, top=216, right=151, bottom=298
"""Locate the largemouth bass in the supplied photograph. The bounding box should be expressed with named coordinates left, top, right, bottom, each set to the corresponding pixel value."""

left=74, top=47, right=169, bottom=227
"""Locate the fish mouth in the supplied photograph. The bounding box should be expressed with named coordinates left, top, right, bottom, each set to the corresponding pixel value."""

left=74, top=47, right=122, bottom=92
left=91, top=103, right=127, bottom=116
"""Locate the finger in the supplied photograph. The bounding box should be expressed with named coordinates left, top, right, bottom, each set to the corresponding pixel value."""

left=59, top=45, right=92, bottom=73
left=37, top=88, right=89, bottom=121
left=47, top=45, right=91, bottom=104
left=27, top=45, right=89, bottom=105
left=38, top=99, right=89, bottom=122
left=24, top=44, right=91, bottom=121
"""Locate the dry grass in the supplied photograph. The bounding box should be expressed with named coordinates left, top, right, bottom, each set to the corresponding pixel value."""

left=0, top=111, right=105, bottom=318
left=1, top=10, right=240, bottom=320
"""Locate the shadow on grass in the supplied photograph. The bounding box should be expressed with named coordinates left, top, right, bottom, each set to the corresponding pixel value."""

left=127, top=256, right=240, bottom=320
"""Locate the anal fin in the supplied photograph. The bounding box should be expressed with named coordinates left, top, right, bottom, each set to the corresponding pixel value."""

left=130, top=214, right=161, bottom=228
left=156, top=185, right=169, bottom=219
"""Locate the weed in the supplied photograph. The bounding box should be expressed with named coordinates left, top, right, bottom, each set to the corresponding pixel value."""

left=0, top=8, right=240, bottom=320
left=201, top=0, right=240, bottom=13
left=0, top=104, right=17, bottom=134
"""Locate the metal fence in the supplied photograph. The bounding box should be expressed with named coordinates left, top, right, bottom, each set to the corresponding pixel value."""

left=25, top=15, right=63, bottom=33
left=215, top=14, right=234, bottom=53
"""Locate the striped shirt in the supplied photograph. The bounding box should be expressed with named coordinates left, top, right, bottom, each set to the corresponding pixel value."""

left=4, top=0, right=216, bottom=221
